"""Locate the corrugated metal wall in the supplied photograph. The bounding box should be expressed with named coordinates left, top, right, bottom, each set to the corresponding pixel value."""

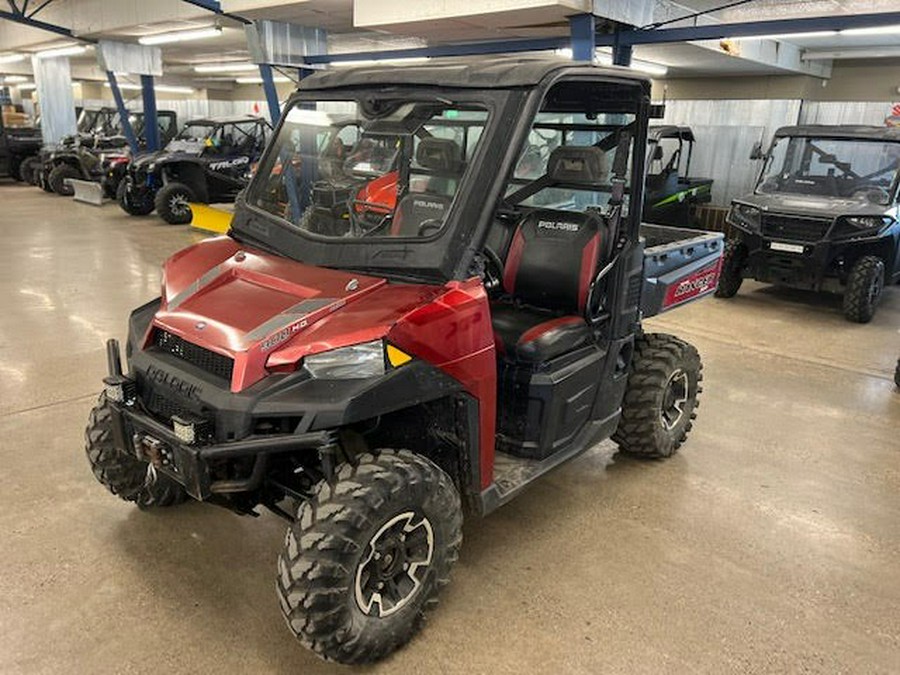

left=798, top=101, right=895, bottom=126
left=661, top=99, right=802, bottom=206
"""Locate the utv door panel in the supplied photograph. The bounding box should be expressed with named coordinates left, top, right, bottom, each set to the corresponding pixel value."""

left=497, top=347, right=605, bottom=460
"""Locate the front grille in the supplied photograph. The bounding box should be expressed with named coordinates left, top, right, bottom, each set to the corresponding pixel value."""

left=143, top=391, right=214, bottom=440
left=153, top=329, right=234, bottom=382
left=145, top=391, right=193, bottom=424
left=761, top=214, right=831, bottom=242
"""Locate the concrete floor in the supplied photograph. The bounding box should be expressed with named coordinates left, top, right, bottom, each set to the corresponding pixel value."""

left=1, top=181, right=898, bottom=674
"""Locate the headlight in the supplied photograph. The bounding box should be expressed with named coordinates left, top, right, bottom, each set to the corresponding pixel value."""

left=834, top=215, right=892, bottom=239
left=728, top=203, right=761, bottom=231
left=840, top=215, right=891, bottom=230
left=304, top=340, right=386, bottom=379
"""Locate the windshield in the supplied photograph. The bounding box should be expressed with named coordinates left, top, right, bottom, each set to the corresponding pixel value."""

left=758, top=136, right=900, bottom=204
left=176, top=123, right=219, bottom=144
left=249, top=99, right=490, bottom=240
left=77, top=110, right=117, bottom=135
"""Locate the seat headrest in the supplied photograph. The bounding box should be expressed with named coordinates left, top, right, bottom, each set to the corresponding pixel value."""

left=547, top=146, right=608, bottom=186
left=416, top=137, right=462, bottom=173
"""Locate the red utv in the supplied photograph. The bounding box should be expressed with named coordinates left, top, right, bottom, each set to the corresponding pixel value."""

left=85, top=57, right=724, bottom=664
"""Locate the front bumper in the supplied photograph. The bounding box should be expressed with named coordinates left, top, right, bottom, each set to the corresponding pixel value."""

left=106, top=395, right=334, bottom=501
left=740, top=234, right=832, bottom=290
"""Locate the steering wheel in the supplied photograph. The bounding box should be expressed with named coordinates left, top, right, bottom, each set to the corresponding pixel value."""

left=416, top=219, right=444, bottom=237
left=347, top=197, right=392, bottom=237
left=480, top=245, right=505, bottom=295
left=851, top=186, right=890, bottom=204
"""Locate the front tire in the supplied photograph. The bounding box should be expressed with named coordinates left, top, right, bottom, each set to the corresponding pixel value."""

left=48, top=163, right=81, bottom=196
left=117, top=180, right=154, bottom=216
left=715, top=239, right=747, bottom=298
left=613, top=333, right=702, bottom=458
left=84, top=393, right=186, bottom=508
left=842, top=256, right=885, bottom=323
left=276, top=450, right=462, bottom=664
left=155, top=182, right=195, bottom=224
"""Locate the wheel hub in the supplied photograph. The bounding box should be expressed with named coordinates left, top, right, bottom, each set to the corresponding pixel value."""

left=354, top=511, right=434, bottom=618
left=169, top=194, right=189, bottom=215
left=660, top=368, right=689, bottom=431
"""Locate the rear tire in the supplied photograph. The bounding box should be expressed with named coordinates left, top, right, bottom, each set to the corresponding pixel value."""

left=10, top=156, right=23, bottom=181
left=714, top=239, right=747, bottom=298
left=117, top=180, right=154, bottom=216
left=19, top=156, right=39, bottom=185
left=613, top=333, right=702, bottom=459
left=84, top=393, right=186, bottom=508
left=842, top=255, right=885, bottom=323
left=155, top=182, right=195, bottom=224
left=276, top=450, right=462, bottom=664
left=48, top=163, right=81, bottom=196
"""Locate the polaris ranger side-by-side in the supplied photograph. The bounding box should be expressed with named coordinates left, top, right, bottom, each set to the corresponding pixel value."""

left=0, top=110, right=42, bottom=181
left=119, top=116, right=271, bottom=224
left=644, top=125, right=713, bottom=226
left=717, top=125, right=900, bottom=322
left=37, top=109, right=179, bottom=197
left=85, top=57, right=723, bottom=664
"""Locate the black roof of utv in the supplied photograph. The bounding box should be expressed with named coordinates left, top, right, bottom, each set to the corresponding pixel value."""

left=774, top=125, right=900, bottom=141
left=649, top=125, right=695, bottom=142
left=299, top=55, right=651, bottom=90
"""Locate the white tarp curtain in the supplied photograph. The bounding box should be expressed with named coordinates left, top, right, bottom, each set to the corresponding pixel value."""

left=32, top=55, right=77, bottom=145
left=97, top=41, right=162, bottom=77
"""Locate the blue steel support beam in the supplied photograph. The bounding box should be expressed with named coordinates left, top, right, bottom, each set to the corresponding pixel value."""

left=105, top=71, right=139, bottom=155
left=258, top=63, right=282, bottom=125
left=612, top=40, right=632, bottom=66
left=141, top=75, right=160, bottom=153
left=293, top=11, right=900, bottom=65
left=0, top=8, right=93, bottom=41
left=569, top=14, right=595, bottom=61
left=181, top=0, right=251, bottom=24
left=605, top=11, right=900, bottom=46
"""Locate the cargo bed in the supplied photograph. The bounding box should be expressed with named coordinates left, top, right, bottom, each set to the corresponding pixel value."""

left=639, top=223, right=724, bottom=318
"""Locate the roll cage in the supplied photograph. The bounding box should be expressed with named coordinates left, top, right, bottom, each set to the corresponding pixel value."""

left=232, top=62, right=652, bottom=285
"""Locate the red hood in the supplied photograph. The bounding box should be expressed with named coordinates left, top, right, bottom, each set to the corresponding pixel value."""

left=152, top=237, right=442, bottom=391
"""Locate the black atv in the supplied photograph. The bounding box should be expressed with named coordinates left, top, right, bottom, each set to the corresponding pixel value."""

left=643, top=126, right=713, bottom=226
left=119, top=116, right=271, bottom=224
left=38, top=108, right=178, bottom=197
left=717, top=125, right=900, bottom=323
left=0, top=109, right=42, bottom=181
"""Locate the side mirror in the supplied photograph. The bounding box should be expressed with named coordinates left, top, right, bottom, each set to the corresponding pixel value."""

left=749, top=142, right=766, bottom=160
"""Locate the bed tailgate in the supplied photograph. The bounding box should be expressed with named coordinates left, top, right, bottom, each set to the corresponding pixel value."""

left=640, top=223, right=724, bottom=318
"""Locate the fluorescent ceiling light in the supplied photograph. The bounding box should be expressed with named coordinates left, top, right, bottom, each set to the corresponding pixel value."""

left=329, top=56, right=430, bottom=67
left=195, top=62, right=257, bottom=73
left=103, top=82, right=195, bottom=93
left=751, top=30, right=838, bottom=40
left=0, top=53, right=25, bottom=64
left=802, top=46, right=900, bottom=60
left=235, top=75, right=291, bottom=84
left=35, top=45, right=88, bottom=58
left=594, top=52, right=668, bottom=77
left=17, top=82, right=36, bottom=90
left=3, top=75, right=28, bottom=83
left=840, top=24, right=900, bottom=36
left=139, top=26, right=222, bottom=46
left=629, top=59, right=668, bottom=77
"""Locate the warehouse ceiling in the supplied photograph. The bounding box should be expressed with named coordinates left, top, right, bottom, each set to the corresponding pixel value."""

left=1, top=0, right=900, bottom=88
